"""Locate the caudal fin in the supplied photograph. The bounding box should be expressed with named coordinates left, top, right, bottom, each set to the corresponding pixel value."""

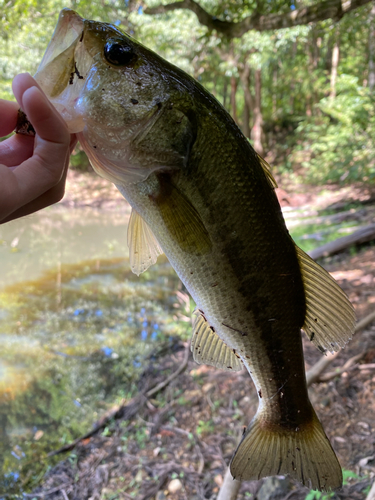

left=230, top=408, right=342, bottom=491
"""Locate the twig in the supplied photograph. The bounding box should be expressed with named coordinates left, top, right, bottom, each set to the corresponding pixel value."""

left=61, top=490, right=69, bottom=500
left=146, top=344, right=190, bottom=397
left=22, top=483, right=71, bottom=497
left=355, top=309, right=375, bottom=332
left=306, top=351, right=341, bottom=387
left=48, top=344, right=190, bottom=457
left=317, top=352, right=364, bottom=382
left=195, top=444, right=205, bottom=474
left=282, top=491, right=298, bottom=500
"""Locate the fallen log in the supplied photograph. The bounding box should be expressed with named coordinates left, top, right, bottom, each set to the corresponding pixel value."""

left=308, top=223, right=375, bottom=260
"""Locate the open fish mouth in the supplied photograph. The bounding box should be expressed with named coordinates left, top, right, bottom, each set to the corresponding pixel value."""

left=37, top=9, right=84, bottom=77
left=34, top=9, right=88, bottom=133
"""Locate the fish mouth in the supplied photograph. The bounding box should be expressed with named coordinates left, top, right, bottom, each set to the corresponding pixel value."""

left=34, top=9, right=87, bottom=133
left=36, top=9, right=84, bottom=75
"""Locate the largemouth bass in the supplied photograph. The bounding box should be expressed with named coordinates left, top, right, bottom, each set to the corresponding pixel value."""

left=33, top=9, right=356, bottom=491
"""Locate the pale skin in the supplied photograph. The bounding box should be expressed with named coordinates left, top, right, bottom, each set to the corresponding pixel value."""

left=0, top=73, right=77, bottom=224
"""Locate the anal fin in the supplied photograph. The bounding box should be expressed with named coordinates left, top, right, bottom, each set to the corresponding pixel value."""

left=191, top=310, right=243, bottom=371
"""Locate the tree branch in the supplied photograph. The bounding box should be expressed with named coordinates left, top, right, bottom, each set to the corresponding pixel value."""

left=144, top=0, right=372, bottom=38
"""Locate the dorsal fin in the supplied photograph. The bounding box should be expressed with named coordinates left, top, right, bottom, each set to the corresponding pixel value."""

left=296, top=245, right=356, bottom=353
left=191, top=310, right=243, bottom=371
left=257, top=154, right=278, bottom=189
left=127, top=209, right=163, bottom=276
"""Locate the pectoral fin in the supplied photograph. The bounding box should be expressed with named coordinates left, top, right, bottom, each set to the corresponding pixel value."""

left=154, top=178, right=212, bottom=255
left=127, top=209, right=163, bottom=276
left=296, top=246, right=356, bottom=353
left=191, top=310, right=243, bottom=371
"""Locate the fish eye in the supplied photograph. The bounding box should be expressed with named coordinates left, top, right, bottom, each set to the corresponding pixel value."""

left=104, top=40, right=136, bottom=66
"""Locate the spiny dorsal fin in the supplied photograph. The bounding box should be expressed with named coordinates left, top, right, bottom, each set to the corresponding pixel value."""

left=257, top=154, right=278, bottom=189
left=127, top=209, right=163, bottom=276
left=296, top=245, right=356, bottom=353
left=191, top=310, right=243, bottom=371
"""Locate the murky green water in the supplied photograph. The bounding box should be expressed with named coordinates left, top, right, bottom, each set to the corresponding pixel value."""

left=0, top=207, right=190, bottom=497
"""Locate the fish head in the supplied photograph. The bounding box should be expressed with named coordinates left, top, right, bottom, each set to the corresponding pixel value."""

left=34, top=9, right=196, bottom=184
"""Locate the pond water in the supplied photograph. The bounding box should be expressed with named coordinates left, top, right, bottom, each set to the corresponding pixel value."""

left=0, top=206, right=190, bottom=497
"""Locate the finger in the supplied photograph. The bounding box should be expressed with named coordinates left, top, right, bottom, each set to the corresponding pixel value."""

left=0, top=162, right=69, bottom=223
left=10, top=86, right=70, bottom=197
left=0, top=84, right=71, bottom=219
left=13, top=74, right=69, bottom=141
left=12, top=73, right=45, bottom=110
left=0, top=133, right=35, bottom=167
left=0, top=99, right=19, bottom=136
left=21, top=84, right=70, bottom=145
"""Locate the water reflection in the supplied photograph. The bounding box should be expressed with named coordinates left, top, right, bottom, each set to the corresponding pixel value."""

left=0, top=207, right=189, bottom=497
left=0, top=206, right=130, bottom=288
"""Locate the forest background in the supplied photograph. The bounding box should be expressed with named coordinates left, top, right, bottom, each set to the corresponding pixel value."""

left=1, top=0, right=375, bottom=186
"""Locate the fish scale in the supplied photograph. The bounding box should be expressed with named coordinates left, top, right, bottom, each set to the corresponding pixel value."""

left=31, top=8, right=356, bottom=491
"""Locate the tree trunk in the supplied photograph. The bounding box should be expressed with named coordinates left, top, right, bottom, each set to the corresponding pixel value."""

left=272, top=63, right=278, bottom=116
left=251, top=68, right=264, bottom=155
left=369, top=5, right=375, bottom=92
left=230, top=76, right=238, bottom=124
left=289, top=41, right=297, bottom=113
left=307, top=29, right=320, bottom=114
left=223, top=78, right=228, bottom=109
left=239, top=62, right=253, bottom=138
left=329, top=31, right=340, bottom=99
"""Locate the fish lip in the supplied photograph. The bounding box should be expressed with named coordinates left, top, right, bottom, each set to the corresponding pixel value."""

left=36, top=9, right=84, bottom=73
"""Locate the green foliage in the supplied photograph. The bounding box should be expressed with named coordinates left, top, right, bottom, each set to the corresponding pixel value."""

left=291, top=75, right=375, bottom=184
left=342, top=468, right=360, bottom=485
left=304, top=491, right=333, bottom=500
left=196, top=419, right=214, bottom=436
left=304, top=469, right=361, bottom=500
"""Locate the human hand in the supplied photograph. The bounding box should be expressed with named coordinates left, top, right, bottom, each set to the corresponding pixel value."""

left=0, top=73, right=77, bottom=224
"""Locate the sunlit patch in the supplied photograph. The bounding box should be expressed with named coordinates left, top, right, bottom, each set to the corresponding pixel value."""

left=0, top=360, right=31, bottom=399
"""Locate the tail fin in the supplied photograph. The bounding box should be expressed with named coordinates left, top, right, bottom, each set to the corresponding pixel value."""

left=230, top=408, right=342, bottom=491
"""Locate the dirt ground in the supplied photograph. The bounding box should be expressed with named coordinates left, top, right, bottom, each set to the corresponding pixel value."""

left=30, top=171, right=375, bottom=500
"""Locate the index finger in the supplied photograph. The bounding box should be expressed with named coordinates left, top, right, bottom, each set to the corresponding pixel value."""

left=0, top=99, right=19, bottom=136
left=12, top=85, right=70, bottom=196
left=13, top=73, right=69, bottom=145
